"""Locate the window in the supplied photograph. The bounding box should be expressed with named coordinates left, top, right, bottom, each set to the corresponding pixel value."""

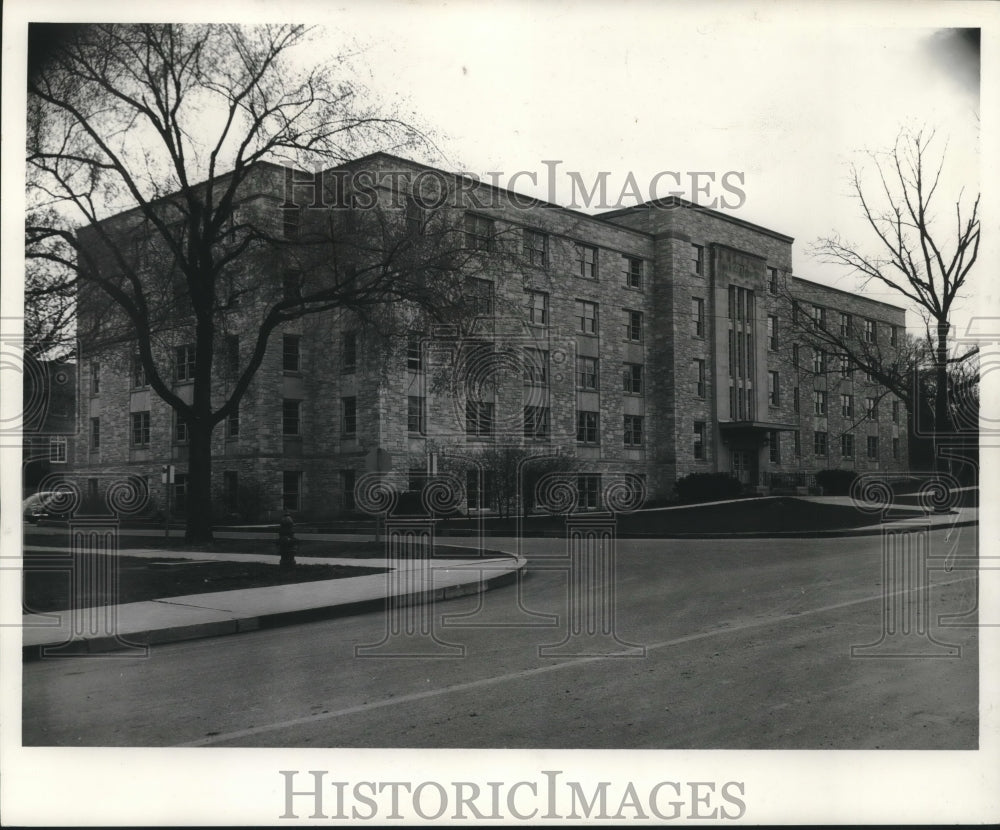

left=282, top=205, right=301, bottom=240
left=577, top=475, right=600, bottom=510
left=865, top=367, right=875, bottom=382
left=812, top=349, right=825, bottom=375
left=624, top=415, right=643, bottom=447
left=768, top=370, right=780, bottom=406
left=341, top=397, right=356, bottom=436
left=283, top=399, right=301, bottom=436
left=867, top=435, right=879, bottom=460
left=576, top=300, right=599, bottom=335
left=524, top=405, right=550, bottom=440
left=576, top=356, right=599, bottom=390
left=342, top=470, right=356, bottom=511
left=814, top=431, right=828, bottom=457
left=175, top=345, right=196, bottom=382
left=49, top=436, right=67, bottom=463
left=132, top=354, right=147, bottom=388
left=282, top=471, right=302, bottom=511
left=406, top=337, right=423, bottom=372
left=624, top=363, right=643, bottom=395
left=466, top=401, right=494, bottom=437
left=467, top=277, right=494, bottom=316
left=889, top=324, right=898, bottom=346
left=576, top=410, right=599, bottom=444
left=405, top=195, right=423, bottom=234
left=842, top=394, right=854, bottom=418
left=812, top=305, right=825, bottom=328
left=692, top=297, right=705, bottom=337
left=227, top=408, right=239, bottom=438
left=839, top=313, right=852, bottom=338
left=792, top=301, right=799, bottom=324
left=466, top=469, right=495, bottom=511
left=693, top=421, right=706, bottom=460
left=407, top=396, right=426, bottom=435
left=465, top=213, right=494, bottom=250
left=174, top=412, right=188, bottom=444
left=694, top=359, right=706, bottom=398
left=283, top=269, right=302, bottom=301
left=864, top=319, right=876, bottom=343
left=842, top=434, right=854, bottom=458
left=792, top=343, right=800, bottom=369
left=691, top=244, right=704, bottom=275
left=225, top=335, right=239, bottom=376
left=768, top=430, right=780, bottom=464
left=91, top=362, right=100, bottom=395
left=839, top=354, right=852, bottom=378
left=523, top=348, right=548, bottom=384
left=767, top=315, right=778, bottom=350
left=131, top=411, right=150, bottom=447
left=866, top=396, right=878, bottom=420
left=794, top=430, right=801, bottom=457
left=625, top=309, right=643, bottom=342
left=523, top=228, right=548, bottom=267
left=526, top=291, right=549, bottom=326
left=768, top=267, right=778, bottom=294
left=576, top=243, right=599, bottom=279
left=793, top=386, right=800, bottom=413
left=343, top=332, right=357, bottom=373
left=624, top=256, right=643, bottom=289
left=282, top=335, right=301, bottom=372
left=814, top=390, right=827, bottom=416
left=90, top=417, right=100, bottom=450
left=892, top=400, right=900, bottom=424
left=892, top=437, right=900, bottom=459
left=223, top=471, right=238, bottom=513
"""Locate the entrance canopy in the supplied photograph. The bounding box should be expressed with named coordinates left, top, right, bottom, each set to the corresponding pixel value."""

left=719, top=420, right=798, bottom=445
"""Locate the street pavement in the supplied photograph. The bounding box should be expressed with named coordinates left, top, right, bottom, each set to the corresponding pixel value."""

left=20, top=520, right=980, bottom=749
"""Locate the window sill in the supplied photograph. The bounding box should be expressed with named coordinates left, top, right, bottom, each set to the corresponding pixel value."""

left=283, top=370, right=303, bottom=377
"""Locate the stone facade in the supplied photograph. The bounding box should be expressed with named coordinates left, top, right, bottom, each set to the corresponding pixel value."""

left=68, top=153, right=909, bottom=519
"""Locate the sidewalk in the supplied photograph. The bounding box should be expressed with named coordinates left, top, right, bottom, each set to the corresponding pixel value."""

left=21, top=547, right=525, bottom=659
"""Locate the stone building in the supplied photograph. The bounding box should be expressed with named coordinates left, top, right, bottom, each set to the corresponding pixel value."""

left=68, top=153, right=908, bottom=519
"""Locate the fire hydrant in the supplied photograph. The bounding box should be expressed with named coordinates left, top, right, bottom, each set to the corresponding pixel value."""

left=277, top=511, right=297, bottom=571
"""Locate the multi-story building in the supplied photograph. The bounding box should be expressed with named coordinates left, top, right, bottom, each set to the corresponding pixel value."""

left=68, top=153, right=908, bottom=518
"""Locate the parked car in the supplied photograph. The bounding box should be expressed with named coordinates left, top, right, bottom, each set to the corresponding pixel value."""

left=22, top=491, right=71, bottom=523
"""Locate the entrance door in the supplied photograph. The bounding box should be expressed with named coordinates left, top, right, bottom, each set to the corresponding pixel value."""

left=731, top=450, right=751, bottom=484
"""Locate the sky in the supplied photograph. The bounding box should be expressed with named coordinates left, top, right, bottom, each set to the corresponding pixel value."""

left=295, top=2, right=984, bottom=338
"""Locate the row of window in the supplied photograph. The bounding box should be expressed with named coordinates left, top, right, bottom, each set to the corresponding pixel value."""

left=464, top=213, right=709, bottom=287
left=796, top=347, right=881, bottom=381
left=795, top=304, right=899, bottom=346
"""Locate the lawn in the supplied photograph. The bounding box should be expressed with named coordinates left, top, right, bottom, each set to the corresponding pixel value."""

left=431, top=496, right=923, bottom=537
left=22, top=554, right=387, bottom=613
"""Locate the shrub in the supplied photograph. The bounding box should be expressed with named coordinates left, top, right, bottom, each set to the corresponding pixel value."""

left=674, top=472, right=743, bottom=503
left=815, top=468, right=859, bottom=496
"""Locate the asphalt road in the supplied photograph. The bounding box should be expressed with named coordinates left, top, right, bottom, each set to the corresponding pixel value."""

left=21, top=527, right=979, bottom=748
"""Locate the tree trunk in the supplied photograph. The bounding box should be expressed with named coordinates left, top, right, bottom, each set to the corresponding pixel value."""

left=185, top=418, right=215, bottom=543
left=934, top=319, right=951, bottom=475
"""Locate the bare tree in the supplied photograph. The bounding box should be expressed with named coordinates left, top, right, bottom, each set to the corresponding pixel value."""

left=795, top=128, right=979, bottom=470
left=25, top=23, right=485, bottom=542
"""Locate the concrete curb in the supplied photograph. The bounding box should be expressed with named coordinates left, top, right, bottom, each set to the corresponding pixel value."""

left=22, top=556, right=524, bottom=661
